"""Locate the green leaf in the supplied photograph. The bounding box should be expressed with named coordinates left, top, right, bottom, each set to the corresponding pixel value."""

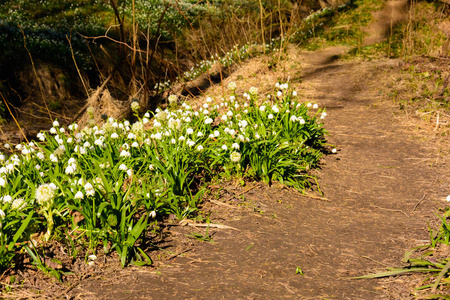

left=8, top=211, right=34, bottom=251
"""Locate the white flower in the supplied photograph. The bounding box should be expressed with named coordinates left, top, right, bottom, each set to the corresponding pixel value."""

left=168, top=94, right=178, bottom=105
left=119, top=164, right=128, bottom=171
left=144, top=112, right=150, bottom=118
left=249, top=87, right=258, bottom=95
left=228, top=81, right=236, bottom=91
left=272, top=105, right=279, bottom=113
left=313, top=103, right=318, bottom=109
left=277, top=91, right=282, bottom=98
left=131, top=101, right=140, bottom=112
left=187, top=140, right=195, bottom=147
left=120, top=150, right=131, bottom=157
left=446, top=195, right=450, bottom=202
left=53, top=120, right=60, bottom=127
left=268, top=114, right=274, bottom=119
left=50, top=154, right=58, bottom=163
left=0, top=177, right=5, bottom=187
left=88, top=255, right=97, bottom=261
left=127, top=169, right=133, bottom=177
left=15, top=144, right=22, bottom=150
left=221, top=115, right=228, bottom=121
left=131, top=142, right=139, bottom=148
left=35, top=183, right=56, bottom=206
left=154, top=132, right=162, bottom=140
left=259, top=105, right=266, bottom=112
left=290, top=115, right=298, bottom=122
left=124, top=120, right=130, bottom=127
left=60, top=128, right=65, bottom=133
left=230, top=151, right=241, bottom=163
left=143, top=118, right=149, bottom=124
left=205, top=118, right=213, bottom=125
left=221, top=145, right=228, bottom=151
left=299, top=118, right=306, bottom=124
left=214, top=130, right=220, bottom=137
left=255, top=133, right=260, bottom=139
left=171, top=138, right=176, bottom=144
left=0, top=154, right=4, bottom=161
left=321, top=112, right=327, bottom=119
left=292, top=90, right=297, bottom=96
left=83, top=141, right=91, bottom=148
left=197, top=145, right=204, bottom=151
left=0, top=209, right=5, bottom=218
left=111, top=132, right=119, bottom=139
left=186, top=128, right=194, bottom=135
left=149, top=164, right=154, bottom=170
left=149, top=211, right=156, bottom=218
left=4, top=143, right=10, bottom=149
left=1, top=195, right=12, bottom=203
left=50, top=127, right=57, bottom=134
left=179, top=136, right=185, bottom=141
left=332, top=148, right=337, bottom=153
left=6, top=164, right=14, bottom=172
left=74, top=191, right=84, bottom=200
left=85, top=183, right=95, bottom=197
left=37, top=132, right=45, bottom=141
left=65, top=165, right=75, bottom=174
left=184, top=116, right=191, bottom=123
left=232, top=143, right=240, bottom=150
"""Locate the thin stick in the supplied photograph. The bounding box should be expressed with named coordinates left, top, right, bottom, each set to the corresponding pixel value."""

left=370, top=204, right=408, bottom=217
left=0, top=91, right=29, bottom=143
left=179, top=220, right=240, bottom=231
left=209, top=199, right=238, bottom=209
left=67, top=34, right=89, bottom=98
left=412, top=194, right=427, bottom=213
left=434, top=112, right=440, bottom=131
left=362, top=256, right=388, bottom=267
left=20, top=26, right=52, bottom=121
left=223, top=184, right=259, bottom=202
left=431, top=258, right=450, bottom=293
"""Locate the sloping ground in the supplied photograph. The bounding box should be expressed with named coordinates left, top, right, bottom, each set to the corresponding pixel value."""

left=68, top=46, right=449, bottom=299
left=5, top=1, right=449, bottom=299
left=66, top=2, right=449, bottom=298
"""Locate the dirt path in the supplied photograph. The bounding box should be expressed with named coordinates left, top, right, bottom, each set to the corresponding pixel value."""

left=69, top=2, right=449, bottom=299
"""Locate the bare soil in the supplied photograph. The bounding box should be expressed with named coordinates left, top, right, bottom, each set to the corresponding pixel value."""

left=2, top=1, right=450, bottom=299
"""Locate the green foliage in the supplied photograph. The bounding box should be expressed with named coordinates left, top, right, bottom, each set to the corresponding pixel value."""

left=355, top=205, right=450, bottom=296
left=291, top=0, right=384, bottom=50
left=383, top=2, right=448, bottom=59
left=0, top=82, right=328, bottom=272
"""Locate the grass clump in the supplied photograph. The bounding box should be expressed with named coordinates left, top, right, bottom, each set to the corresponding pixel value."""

left=0, top=82, right=328, bottom=274
left=355, top=198, right=450, bottom=297
left=291, top=0, right=384, bottom=50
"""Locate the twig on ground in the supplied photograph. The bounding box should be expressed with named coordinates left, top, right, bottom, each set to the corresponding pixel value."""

left=369, top=204, right=408, bottom=217
left=179, top=219, right=240, bottom=231
left=166, top=248, right=192, bottom=261
left=208, top=199, right=239, bottom=209
left=361, top=256, right=388, bottom=267
left=298, top=192, right=330, bottom=201
left=223, top=184, right=259, bottom=202
left=412, top=194, right=427, bottom=213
